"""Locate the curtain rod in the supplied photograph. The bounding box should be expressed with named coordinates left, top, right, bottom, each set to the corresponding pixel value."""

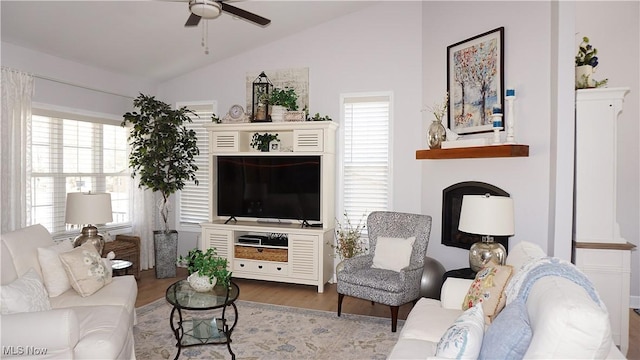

left=2, top=66, right=136, bottom=100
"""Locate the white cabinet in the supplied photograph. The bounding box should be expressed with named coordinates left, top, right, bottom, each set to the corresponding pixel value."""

left=200, top=222, right=334, bottom=292
left=204, top=121, right=336, bottom=155
left=573, top=88, right=635, bottom=355
left=200, top=121, right=338, bottom=293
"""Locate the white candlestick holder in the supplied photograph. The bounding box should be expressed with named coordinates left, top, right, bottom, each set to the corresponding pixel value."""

left=506, top=94, right=516, bottom=144
left=492, top=126, right=503, bottom=144
left=491, top=113, right=503, bottom=145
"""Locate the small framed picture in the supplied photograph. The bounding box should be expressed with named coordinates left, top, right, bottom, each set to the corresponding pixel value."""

left=269, top=140, right=281, bottom=152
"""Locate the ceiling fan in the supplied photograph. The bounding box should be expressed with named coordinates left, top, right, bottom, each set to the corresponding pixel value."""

left=184, top=0, right=270, bottom=27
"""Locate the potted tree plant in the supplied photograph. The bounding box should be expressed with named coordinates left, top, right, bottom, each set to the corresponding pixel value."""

left=122, top=93, right=200, bottom=279
left=269, top=87, right=298, bottom=122
left=177, top=248, right=231, bottom=291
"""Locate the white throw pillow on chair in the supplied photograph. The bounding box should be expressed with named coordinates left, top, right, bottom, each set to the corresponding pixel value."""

left=372, top=236, right=416, bottom=272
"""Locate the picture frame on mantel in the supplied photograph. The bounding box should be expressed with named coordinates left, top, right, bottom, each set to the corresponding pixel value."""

left=447, top=27, right=504, bottom=135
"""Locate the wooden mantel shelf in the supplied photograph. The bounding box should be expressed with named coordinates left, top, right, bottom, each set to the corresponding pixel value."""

left=416, top=144, right=529, bottom=160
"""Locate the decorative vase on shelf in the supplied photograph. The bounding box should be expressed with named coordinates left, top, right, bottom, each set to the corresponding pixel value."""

left=270, top=105, right=286, bottom=122
left=187, top=271, right=216, bottom=292
left=575, top=65, right=595, bottom=89
left=428, top=119, right=446, bottom=149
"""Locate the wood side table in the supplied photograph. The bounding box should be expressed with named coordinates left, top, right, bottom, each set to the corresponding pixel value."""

left=103, top=235, right=140, bottom=279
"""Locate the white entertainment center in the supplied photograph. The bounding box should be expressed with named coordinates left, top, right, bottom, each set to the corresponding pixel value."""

left=199, top=121, right=338, bottom=292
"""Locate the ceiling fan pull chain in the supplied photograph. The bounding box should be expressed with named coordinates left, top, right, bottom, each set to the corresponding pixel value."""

left=204, top=21, right=209, bottom=55
left=201, top=19, right=205, bottom=47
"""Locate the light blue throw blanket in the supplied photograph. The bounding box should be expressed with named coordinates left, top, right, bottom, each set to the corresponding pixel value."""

left=505, top=257, right=605, bottom=309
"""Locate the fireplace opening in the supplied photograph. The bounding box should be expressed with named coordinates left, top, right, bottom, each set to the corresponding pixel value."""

left=442, top=181, right=510, bottom=252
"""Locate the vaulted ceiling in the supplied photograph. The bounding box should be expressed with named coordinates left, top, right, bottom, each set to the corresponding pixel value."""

left=1, top=1, right=377, bottom=82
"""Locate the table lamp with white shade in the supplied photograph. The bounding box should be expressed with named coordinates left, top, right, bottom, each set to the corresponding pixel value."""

left=458, top=194, right=514, bottom=272
left=65, top=192, right=113, bottom=254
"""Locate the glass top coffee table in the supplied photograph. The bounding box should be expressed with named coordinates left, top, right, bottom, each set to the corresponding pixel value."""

left=166, top=279, right=240, bottom=360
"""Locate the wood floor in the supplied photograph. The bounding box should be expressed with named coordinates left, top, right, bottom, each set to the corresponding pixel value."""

left=136, top=268, right=640, bottom=359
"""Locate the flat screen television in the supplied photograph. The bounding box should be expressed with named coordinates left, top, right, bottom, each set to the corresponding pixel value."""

left=217, top=155, right=321, bottom=222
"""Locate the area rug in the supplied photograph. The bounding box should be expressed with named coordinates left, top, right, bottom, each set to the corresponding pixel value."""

left=134, top=298, right=403, bottom=359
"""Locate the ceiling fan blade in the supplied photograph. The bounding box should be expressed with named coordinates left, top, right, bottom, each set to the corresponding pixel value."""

left=185, top=13, right=201, bottom=27
left=220, top=2, right=270, bottom=26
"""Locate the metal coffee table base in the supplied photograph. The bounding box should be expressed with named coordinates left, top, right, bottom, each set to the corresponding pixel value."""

left=169, top=303, right=238, bottom=359
left=165, top=280, right=240, bottom=360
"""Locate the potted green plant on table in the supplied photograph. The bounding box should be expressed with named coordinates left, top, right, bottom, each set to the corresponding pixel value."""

left=575, top=36, right=608, bottom=89
left=178, top=248, right=231, bottom=292
left=269, top=87, right=299, bottom=122
left=122, top=94, right=199, bottom=279
left=250, top=132, right=280, bottom=152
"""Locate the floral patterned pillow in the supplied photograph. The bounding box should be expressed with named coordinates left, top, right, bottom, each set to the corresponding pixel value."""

left=59, top=242, right=113, bottom=297
left=435, top=303, right=485, bottom=359
left=462, top=263, right=513, bottom=324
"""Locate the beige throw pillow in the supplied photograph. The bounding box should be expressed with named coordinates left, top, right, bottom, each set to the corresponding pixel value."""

left=59, top=242, right=112, bottom=297
left=37, top=240, right=74, bottom=297
left=462, top=263, right=513, bottom=324
left=372, top=236, right=416, bottom=272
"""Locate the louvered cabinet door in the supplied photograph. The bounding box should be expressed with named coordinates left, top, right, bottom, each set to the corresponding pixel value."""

left=293, top=129, right=324, bottom=152
left=211, top=131, right=239, bottom=152
left=201, top=227, right=233, bottom=261
left=289, top=234, right=318, bottom=281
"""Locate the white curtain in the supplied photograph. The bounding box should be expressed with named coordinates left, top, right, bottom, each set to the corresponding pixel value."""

left=130, top=155, right=156, bottom=270
left=1, top=68, right=34, bottom=233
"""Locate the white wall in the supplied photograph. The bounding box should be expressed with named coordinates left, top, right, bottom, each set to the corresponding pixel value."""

left=575, top=1, right=640, bottom=307
left=421, top=1, right=554, bottom=270
left=157, top=2, right=424, bottom=257
left=1, top=42, right=154, bottom=116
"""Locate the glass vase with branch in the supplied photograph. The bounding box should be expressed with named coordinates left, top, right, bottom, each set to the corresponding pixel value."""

left=331, top=212, right=367, bottom=261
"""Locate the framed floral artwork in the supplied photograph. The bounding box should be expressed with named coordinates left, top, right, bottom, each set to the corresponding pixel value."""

left=447, top=27, right=504, bottom=134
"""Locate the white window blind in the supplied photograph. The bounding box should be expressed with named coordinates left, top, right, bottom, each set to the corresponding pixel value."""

left=30, top=110, right=130, bottom=236
left=177, top=101, right=217, bottom=229
left=341, top=94, right=391, bottom=234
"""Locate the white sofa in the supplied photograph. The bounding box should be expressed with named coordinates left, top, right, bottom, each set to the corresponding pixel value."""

left=1, top=224, right=138, bottom=359
left=388, top=241, right=626, bottom=360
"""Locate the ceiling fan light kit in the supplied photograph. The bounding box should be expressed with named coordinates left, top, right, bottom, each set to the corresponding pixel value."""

left=183, top=0, right=271, bottom=28
left=182, top=0, right=271, bottom=54
left=189, top=0, right=221, bottom=19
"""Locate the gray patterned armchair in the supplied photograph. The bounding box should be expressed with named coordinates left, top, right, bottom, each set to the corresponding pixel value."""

left=337, top=211, right=432, bottom=332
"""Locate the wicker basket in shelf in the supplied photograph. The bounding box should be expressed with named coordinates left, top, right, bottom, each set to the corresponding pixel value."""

left=234, top=245, right=288, bottom=262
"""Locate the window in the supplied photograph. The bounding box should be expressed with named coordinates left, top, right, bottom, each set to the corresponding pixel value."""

left=30, top=108, right=130, bottom=236
left=340, top=93, right=392, bottom=234
left=176, top=101, right=217, bottom=230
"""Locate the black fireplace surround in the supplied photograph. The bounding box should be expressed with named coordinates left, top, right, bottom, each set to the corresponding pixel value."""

left=442, top=181, right=510, bottom=252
